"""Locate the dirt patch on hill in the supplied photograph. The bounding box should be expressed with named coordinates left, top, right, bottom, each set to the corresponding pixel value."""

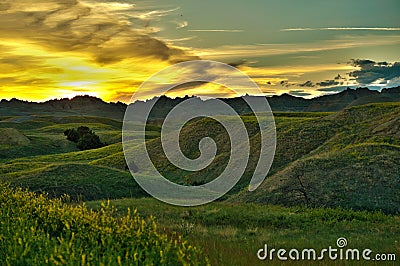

left=0, top=128, right=30, bottom=145
left=372, top=117, right=400, bottom=135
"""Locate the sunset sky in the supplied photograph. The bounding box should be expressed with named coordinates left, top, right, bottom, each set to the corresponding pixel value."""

left=0, top=0, right=399, bottom=102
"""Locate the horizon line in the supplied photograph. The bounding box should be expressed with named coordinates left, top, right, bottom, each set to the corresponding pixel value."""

left=1, top=86, right=398, bottom=105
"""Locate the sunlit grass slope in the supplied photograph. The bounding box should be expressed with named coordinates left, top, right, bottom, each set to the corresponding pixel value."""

left=0, top=184, right=208, bottom=265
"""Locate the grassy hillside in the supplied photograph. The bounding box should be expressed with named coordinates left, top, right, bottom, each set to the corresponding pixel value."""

left=232, top=103, right=400, bottom=213
left=1, top=163, right=146, bottom=201
left=0, top=115, right=124, bottom=161
left=0, top=115, right=161, bottom=200
left=234, top=143, right=400, bottom=213
left=1, top=103, right=399, bottom=212
left=137, top=103, right=400, bottom=213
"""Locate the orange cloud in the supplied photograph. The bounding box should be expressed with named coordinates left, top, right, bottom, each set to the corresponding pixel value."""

left=0, top=0, right=197, bottom=102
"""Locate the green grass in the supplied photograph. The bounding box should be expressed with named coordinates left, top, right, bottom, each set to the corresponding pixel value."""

left=89, top=151, right=127, bottom=170
left=38, top=123, right=118, bottom=133
left=0, top=184, right=208, bottom=265
left=0, top=135, right=77, bottom=162
left=3, top=103, right=399, bottom=211
left=0, top=115, right=125, bottom=161
left=232, top=103, right=400, bottom=212
left=273, top=111, right=334, bottom=117
left=234, top=143, right=400, bottom=213
left=9, top=142, right=123, bottom=163
left=0, top=163, right=146, bottom=201
left=87, top=197, right=400, bottom=266
left=1, top=102, right=399, bottom=265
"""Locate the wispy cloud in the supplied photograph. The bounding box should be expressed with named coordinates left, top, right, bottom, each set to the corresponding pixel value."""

left=83, top=1, right=135, bottom=12
left=193, top=35, right=400, bottom=59
left=176, top=21, right=188, bottom=29
left=281, top=27, right=400, bottom=31
left=158, top=36, right=197, bottom=44
left=188, top=29, right=244, bottom=32
left=134, top=7, right=180, bottom=20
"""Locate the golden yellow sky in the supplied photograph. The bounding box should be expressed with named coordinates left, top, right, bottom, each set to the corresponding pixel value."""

left=0, top=0, right=399, bottom=102
left=0, top=0, right=200, bottom=102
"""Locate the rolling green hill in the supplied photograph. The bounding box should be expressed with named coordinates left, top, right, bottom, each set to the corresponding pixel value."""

left=233, top=143, right=400, bottom=213
left=230, top=103, right=400, bottom=213
left=134, top=103, right=400, bottom=213
left=1, top=163, right=146, bottom=201
left=0, top=101, right=399, bottom=214
left=0, top=115, right=123, bottom=161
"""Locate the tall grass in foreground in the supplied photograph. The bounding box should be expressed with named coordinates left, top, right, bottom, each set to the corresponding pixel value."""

left=0, top=184, right=208, bottom=265
left=89, top=198, right=400, bottom=266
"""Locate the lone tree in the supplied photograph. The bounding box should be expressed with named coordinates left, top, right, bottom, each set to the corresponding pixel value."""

left=64, top=126, right=104, bottom=150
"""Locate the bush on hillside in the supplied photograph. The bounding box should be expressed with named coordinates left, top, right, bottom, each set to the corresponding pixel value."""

left=64, top=126, right=104, bottom=150
left=76, top=132, right=103, bottom=150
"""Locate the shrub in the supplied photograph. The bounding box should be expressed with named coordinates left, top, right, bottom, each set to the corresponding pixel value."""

left=76, top=126, right=90, bottom=137
left=64, top=126, right=105, bottom=150
left=76, top=132, right=103, bottom=150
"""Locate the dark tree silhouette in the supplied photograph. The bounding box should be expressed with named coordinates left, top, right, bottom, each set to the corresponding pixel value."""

left=76, top=132, right=104, bottom=150
left=64, top=129, right=79, bottom=142
left=64, top=126, right=104, bottom=150
left=77, top=126, right=90, bottom=137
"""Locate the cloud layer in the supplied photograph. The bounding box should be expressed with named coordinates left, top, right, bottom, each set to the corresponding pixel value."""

left=0, top=0, right=198, bottom=101
left=0, top=0, right=197, bottom=64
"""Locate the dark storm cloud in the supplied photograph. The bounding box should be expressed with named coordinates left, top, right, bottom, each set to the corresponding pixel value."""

left=334, top=74, right=343, bottom=80
left=348, top=59, right=400, bottom=85
left=290, top=59, right=400, bottom=91
left=299, top=80, right=315, bottom=87
left=316, top=80, right=340, bottom=87
left=0, top=0, right=198, bottom=64
left=168, top=81, right=209, bottom=91
left=298, top=79, right=343, bottom=88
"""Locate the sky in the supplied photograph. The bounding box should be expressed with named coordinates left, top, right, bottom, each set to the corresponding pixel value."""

left=0, top=0, right=399, bottom=102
